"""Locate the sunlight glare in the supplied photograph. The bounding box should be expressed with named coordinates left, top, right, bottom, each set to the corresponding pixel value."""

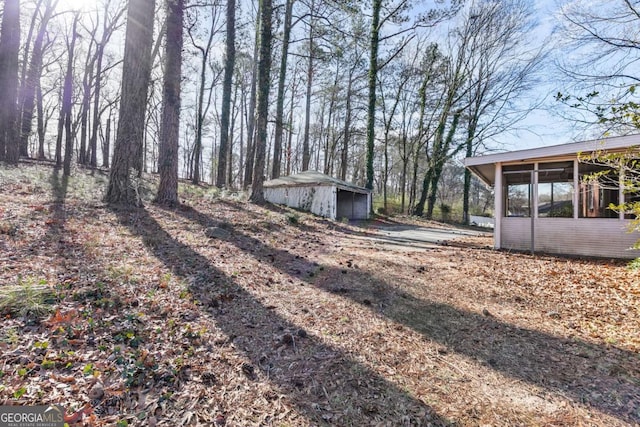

left=56, top=0, right=96, bottom=13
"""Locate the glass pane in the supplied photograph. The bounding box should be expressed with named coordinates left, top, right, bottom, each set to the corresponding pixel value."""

left=538, top=182, right=573, bottom=217
left=578, top=163, right=619, bottom=218
left=506, top=183, right=530, bottom=217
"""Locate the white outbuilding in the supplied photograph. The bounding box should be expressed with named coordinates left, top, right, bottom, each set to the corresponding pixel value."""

left=263, top=171, right=372, bottom=220
left=464, top=135, right=640, bottom=258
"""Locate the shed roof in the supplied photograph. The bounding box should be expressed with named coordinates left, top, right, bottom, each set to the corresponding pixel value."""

left=464, top=134, right=640, bottom=186
left=263, top=170, right=371, bottom=194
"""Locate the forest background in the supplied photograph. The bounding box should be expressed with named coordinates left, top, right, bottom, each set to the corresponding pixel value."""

left=0, top=0, right=637, bottom=220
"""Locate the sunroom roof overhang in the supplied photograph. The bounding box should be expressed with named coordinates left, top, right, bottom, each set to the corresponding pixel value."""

left=464, top=135, right=640, bottom=186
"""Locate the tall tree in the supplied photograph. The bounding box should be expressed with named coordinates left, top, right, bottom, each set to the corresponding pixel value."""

left=18, top=0, right=43, bottom=154
left=365, top=0, right=460, bottom=192
left=460, top=0, right=542, bottom=223
left=89, top=1, right=126, bottom=167
left=187, top=1, right=223, bottom=184
left=216, top=0, right=236, bottom=187
left=271, top=0, right=294, bottom=178
left=365, top=0, right=382, bottom=190
left=78, top=22, right=98, bottom=166
left=62, top=14, right=80, bottom=176
left=249, top=0, right=273, bottom=203
left=156, top=0, right=184, bottom=205
left=105, top=0, right=156, bottom=205
left=243, top=9, right=260, bottom=188
left=19, top=0, right=56, bottom=161
left=301, top=0, right=316, bottom=171
left=0, top=0, right=21, bottom=163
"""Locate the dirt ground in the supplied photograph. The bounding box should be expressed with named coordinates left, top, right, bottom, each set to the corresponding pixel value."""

left=1, top=163, right=639, bottom=426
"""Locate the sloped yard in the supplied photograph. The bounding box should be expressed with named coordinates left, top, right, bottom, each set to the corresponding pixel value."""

left=0, top=163, right=638, bottom=426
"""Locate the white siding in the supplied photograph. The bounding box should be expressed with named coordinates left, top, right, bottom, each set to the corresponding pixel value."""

left=502, top=217, right=639, bottom=258
left=502, top=217, right=532, bottom=252
left=264, top=185, right=336, bottom=219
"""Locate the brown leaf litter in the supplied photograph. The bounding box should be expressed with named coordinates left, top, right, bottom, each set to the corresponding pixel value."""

left=0, top=163, right=638, bottom=426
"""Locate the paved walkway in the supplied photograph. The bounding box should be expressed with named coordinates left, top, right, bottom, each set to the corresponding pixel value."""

left=343, top=223, right=492, bottom=251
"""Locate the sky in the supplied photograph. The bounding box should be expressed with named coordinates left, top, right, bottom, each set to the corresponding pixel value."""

left=488, top=0, right=583, bottom=152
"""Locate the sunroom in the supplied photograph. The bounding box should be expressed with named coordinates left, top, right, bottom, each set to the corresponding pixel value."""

left=464, top=135, right=640, bottom=258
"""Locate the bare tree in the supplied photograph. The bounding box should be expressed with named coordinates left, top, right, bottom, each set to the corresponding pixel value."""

left=301, top=0, right=316, bottom=172
left=78, top=19, right=98, bottom=166
left=105, top=0, right=156, bottom=205
left=365, top=0, right=460, bottom=190
left=460, top=0, right=543, bottom=223
left=555, top=1, right=640, bottom=133
left=249, top=0, right=273, bottom=203
left=243, top=8, right=260, bottom=188
left=271, top=0, right=294, bottom=178
left=89, top=0, right=126, bottom=167
left=186, top=1, right=223, bottom=184
left=0, top=0, right=21, bottom=163
left=19, top=0, right=57, bottom=159
left=216, top=0, right=236, bottom=187
left=62, top=13, right=80, bottom=176
left=156, top=0, right=184, bottom=205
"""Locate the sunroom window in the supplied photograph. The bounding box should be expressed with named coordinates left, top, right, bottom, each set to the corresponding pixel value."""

left=504, top=165, right=532, bottom=217
left=578, top=163, right=619, bottom=218
left=538, top=162, right=574, bottom=218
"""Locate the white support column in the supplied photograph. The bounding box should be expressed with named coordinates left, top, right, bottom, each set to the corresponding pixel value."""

left=573, top=159, right=579, bottom=219
left=494, top=162, right=502, bottom=249
left=531, top=164, right=538, bottom=254
left=533, top=162, right=539, bottom=219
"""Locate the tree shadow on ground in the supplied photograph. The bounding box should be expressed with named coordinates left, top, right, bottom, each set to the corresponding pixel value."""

left=49, top=169, right=69, bottom=224
left=113, top=205, right=450, bottom=426
left=218, top=199, right=385, bottom=241
left=171, top=203, right=640, bottom=425
left=23, top=170, right=71, bottom=259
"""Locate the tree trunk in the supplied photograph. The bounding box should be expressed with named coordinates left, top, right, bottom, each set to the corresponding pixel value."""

left=286, top=79, right=295, bottom=176
left=365, top=0, right=381, bottom=190
left=0, top=0, right=21, bottom=163
left=62, top=15, right=80, bottom=176
left=36, top=80, right=46, bottom=159
left=156, top=0, right=183, bottom=205
left=238, top=87, right=245, bottom=187
left=249, top=0, right=273, bottom=203
left=414, top=168, right=432, bottom=217
left=340, top=72, right=354, bottom=181
left=401, top=144, right=408, bottom=213
left=105, top=0, right=156, bottom=205
left=78, top=60, right=94, bottom=166
left=272, top=0, right=293, bottom=179
left=216, top=0, right=236, bottom=187
left=89, top=3, right=128, bottom=167
left=17, top=0, right=43, bottom=157
left=462, top=121, right=476, bottom=224
left=193, top=56, right=207, bottom=183
left=426, top=112, right=460, bottom=218
left=243, top=9, right=260, bottom=188
left=228, top=82, right=238, bottom=187
left=89, top=43, right=105, bottom=168
left=102, top=115, right=111, bottom=168
left=301, top=0, right=314, bottom=171
left=55, top=101, right=63, bottom=167
left=20, top=0, right=54, bottom=161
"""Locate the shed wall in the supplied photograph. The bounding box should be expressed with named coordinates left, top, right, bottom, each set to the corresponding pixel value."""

left=264, top=185, right=336, bottom=219
left=502, top=217, right=639, bottom=258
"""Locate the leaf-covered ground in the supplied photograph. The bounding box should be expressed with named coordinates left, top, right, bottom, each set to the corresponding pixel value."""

left=1, top=162, right=639, bottom=426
